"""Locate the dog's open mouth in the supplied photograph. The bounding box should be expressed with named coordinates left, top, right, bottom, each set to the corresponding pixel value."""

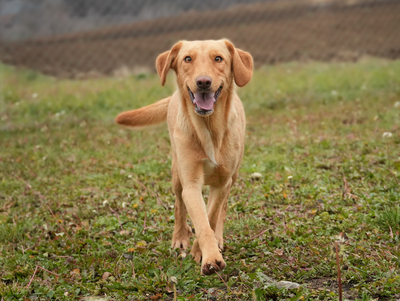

left=188, top=86, right=223, bottom=116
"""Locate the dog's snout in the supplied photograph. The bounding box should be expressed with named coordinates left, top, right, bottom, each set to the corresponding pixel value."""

left=196, top=76, right=212, bottom=90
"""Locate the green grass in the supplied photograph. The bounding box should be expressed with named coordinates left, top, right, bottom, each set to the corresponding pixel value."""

left=1, top=58, right=400, bottom=300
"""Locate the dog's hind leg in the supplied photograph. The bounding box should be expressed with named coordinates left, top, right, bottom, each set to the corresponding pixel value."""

left=171, top=161, right=192, bottom=250
left=206, top=179, right=232, bottom=251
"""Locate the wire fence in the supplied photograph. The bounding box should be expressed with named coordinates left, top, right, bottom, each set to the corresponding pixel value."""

left=0, top=0, right=399, bottom=78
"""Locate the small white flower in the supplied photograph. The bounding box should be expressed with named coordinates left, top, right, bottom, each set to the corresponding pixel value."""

left=128, top=193, right=131, bottom=198
left=334, top=234, right=346, bottom=243
left=103, top=200, right=109, bottom=206
left=64, top=292, right=69, bottom=297
left=56, top=111, right=66, bottom=118
left=32, top=93, right=38, bottom=98
left=331, top=90, right=338, bottom=96
left=287, top=176, right=293, bottom=180
left=122, top=202, right=127, bottom=208
left=383, top=132, right=393, bottom=138
left=128, top=175, right=132, bottom=178
left=250, top=172, right=263, bottom=180
left=394, top=101, right=400, bottom=108
left=93, top=210, right=97, bottom=213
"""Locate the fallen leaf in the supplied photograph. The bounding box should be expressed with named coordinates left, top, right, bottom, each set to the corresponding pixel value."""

left=150, top=293, right=162, bottom=300
left=70, top=268, right=81, bottom=278
left=136, top=240, right=147, bottom=247
left=102, top=272, right=111, bottom=280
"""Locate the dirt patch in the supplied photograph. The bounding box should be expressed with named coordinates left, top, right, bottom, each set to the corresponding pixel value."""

left=306, top=277, right=358, bottom=300
left=0, top=0, right=399, bottom=78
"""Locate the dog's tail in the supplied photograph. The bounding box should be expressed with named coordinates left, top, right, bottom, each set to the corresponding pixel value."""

left=116, top=97, right=170, bottom=127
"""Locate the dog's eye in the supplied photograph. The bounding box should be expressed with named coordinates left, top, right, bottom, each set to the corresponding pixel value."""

left=184, top=56, right=192, bottom=63
left=215, top=56, right=223, bottom=62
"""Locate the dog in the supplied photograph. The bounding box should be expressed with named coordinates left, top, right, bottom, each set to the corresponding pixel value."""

left=116, top=39, right=253, bottom=275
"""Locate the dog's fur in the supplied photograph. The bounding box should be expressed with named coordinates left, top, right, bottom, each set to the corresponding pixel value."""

left=116, top=40, right=253, bottom=275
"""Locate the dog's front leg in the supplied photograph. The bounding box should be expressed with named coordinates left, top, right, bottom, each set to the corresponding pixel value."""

left=172, top=132, right=225, bottom=275
left=182, top=182, right=226, bottom=275
left=177, top=162, right=225, bottom=275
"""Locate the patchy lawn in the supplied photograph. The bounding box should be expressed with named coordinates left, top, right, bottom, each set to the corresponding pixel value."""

left=1, top=58, right=400, bottom=300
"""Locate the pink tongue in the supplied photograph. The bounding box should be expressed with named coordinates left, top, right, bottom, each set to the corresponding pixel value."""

left=193, top=92, right=215, bottom=110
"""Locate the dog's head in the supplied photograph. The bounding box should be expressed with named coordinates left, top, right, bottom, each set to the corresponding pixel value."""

left=156, top=40, right=253, bottom=116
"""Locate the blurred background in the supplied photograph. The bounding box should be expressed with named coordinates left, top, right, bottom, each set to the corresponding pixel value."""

left=0, top=0, right=399, bottom=78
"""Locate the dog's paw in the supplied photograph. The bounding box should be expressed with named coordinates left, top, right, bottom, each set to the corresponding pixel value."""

left=191, top=238, right=226, bottom=275
left=171, top=225, right=192, bottom=250
left=201, top=252, right=226, bottom=275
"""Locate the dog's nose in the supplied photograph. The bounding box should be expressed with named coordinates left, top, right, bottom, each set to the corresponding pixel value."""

left=196, top=76, right=212, bottom=90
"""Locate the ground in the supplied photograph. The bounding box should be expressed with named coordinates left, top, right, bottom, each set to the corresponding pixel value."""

left=0, top=58, right=400, bottom=300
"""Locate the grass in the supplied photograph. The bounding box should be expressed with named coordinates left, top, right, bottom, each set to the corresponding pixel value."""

left=0, top=57, right=400, bottom=300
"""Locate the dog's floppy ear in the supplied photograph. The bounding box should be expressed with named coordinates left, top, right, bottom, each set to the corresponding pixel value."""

left=224, top=40, right=253, bottom=87
left=156, top=41, right=183, bottom=86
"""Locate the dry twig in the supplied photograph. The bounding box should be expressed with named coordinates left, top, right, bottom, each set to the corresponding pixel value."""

left=335, top=242, right=343, bottom=301
left=244, top=182, right=255, bottom=206
left=249, top=229, right=269, bottom=241
left=26, top=266, right=60, bottom=289
left=215, top=270, right=233, bottom=294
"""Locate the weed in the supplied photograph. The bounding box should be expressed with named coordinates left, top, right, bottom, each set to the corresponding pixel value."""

left=375, top=206, right=400, bottom=232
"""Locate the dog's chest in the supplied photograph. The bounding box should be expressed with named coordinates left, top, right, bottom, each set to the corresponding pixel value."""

left=197, top=126, right=217, bottom=165
left=203, top=159, right=217, bottom=178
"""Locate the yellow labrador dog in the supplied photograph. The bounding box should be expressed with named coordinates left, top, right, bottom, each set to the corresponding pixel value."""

left=116, top=39, right=253, bottom=275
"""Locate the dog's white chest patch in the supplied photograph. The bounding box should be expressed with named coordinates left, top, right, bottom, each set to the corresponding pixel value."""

left=202, top=130, right=217, bottom=165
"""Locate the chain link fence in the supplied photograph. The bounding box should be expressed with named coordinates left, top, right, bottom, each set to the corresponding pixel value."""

left=0, top=0, right=399, bottom=78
